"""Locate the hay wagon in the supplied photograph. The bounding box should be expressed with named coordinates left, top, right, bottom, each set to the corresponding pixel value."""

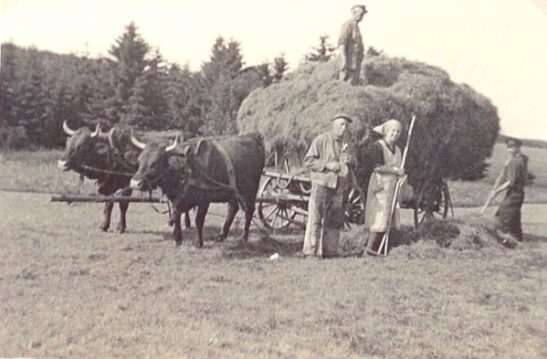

left=255, top=161, right=453, bottom=230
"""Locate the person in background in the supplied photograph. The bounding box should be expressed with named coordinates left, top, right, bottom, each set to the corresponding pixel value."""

left=302, top=113, right=355, bottom=258
left=364, top=119, right=405, bottom=256
left=337, top=4, right=367, bottom=85
left=492, top=138, right=528, bottom=242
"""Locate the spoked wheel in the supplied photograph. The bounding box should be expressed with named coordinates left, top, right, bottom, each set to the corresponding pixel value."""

left=413, top=180, right=451, bottom=228
left=258, top=176, right=299, bottom=230
left=344, top=187, right=366, bottom=229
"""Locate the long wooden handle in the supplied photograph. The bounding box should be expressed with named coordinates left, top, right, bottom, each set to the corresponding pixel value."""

left=481, top=191, right=496, bottom=214
left=400, top=115, right=416, bottom=171
left=481, top=165, right=506, bottom=214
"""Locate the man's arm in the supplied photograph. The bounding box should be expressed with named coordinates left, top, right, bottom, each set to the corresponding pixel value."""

left=337, top=22, right=353, bottom=70
left=305, top=136, right=340, bottom=173
left=339, top=45, right=347, bottom=70
left=304, top=137, right=326, bottom=172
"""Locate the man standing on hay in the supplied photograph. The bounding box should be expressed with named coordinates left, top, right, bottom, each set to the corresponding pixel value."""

left=302, top=113, right=355, bottom=258
left=337, top=4, right=367, bottom=85
left=491, top=138, right=528, bottom=242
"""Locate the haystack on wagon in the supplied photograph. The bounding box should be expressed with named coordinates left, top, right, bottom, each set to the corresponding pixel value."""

left=239, top=56, right=500, bottom=230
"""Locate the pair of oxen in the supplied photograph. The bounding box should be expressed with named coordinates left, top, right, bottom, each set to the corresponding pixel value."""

left=58, top=122, right=265, bottom=247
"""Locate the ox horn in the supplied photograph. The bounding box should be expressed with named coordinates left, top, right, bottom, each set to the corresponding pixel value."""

left=165, top=133, right=182, bottom=152
left=62, top=120, right=77, bottom=136
left=90, top=123, right=101, bottom=138
left=130, top=132, right=147, bottom=150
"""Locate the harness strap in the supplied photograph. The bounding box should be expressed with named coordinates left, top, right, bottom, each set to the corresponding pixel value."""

left=78, top=165, right=134, bottom=177
left=186, top=139, right=249, bottom=213
left=211, top=139, right=237, bottom=192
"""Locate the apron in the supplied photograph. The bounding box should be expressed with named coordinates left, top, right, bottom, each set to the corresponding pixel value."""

left=365, top=140, right=402, bottom=232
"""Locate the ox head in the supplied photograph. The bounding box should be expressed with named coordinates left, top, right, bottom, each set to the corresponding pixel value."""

left=129, top=133, right=185, bottom=191
left=58, top=120, right=118, bottom=192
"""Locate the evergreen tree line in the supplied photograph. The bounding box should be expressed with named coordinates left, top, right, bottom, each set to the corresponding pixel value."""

left=1, top=23, right=334, bottom=149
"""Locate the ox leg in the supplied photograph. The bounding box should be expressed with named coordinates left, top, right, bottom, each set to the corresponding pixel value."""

left=241, top=203, right=255, bottom=242
left=218, top=201, right=239, bottom=241
left=184, top=210, right=192, bottom=229
left=116, top=189, right=132, bottom=233
left=195, top=203, right=210, bottom=248
left=100, top=203, right=114, bottom=232
left=172, top=207, right=183, bottom=246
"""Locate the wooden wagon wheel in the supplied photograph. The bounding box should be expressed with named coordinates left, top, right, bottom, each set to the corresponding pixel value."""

left=344, top=187, right=366, bottom=229
left=257, top=176, right=299, bottom=229
left=413, top=180, right=451, bottom=228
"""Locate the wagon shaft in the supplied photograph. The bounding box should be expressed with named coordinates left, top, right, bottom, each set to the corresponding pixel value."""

left=256, top=193, right=309, bottom=204
left=51, top=195, right=167, bottom=203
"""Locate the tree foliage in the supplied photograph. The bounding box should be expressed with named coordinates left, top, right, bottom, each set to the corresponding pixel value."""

left=273, top=54, right=288, bottom=82
left=1, top=26, right=279, bottom=148
left=304, top=35, right=336, bottom=63
left=199, top=36, right=268, bottom=135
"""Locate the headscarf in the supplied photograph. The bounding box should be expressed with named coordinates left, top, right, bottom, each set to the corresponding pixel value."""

left=373, top=119, right=402, bottom=136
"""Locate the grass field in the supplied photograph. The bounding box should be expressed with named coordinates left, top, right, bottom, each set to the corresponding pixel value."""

left=0, top=191, right=545, bottom=358
left=0, top=144, right=546, bottom=358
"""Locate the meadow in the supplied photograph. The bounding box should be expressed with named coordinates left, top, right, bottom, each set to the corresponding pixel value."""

left=0, top=143, right=546, bottom=358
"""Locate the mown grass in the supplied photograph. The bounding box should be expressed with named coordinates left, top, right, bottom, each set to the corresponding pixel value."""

left=1, top=191, right=545, bottom=358
left=1, top=144, right=546, bottom=358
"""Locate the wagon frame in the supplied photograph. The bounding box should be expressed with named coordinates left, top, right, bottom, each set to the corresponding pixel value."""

left=255, top=159, right=453, bottom=230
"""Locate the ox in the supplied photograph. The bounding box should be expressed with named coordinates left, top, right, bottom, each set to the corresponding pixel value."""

left=58, top=121, right=141, bottom=233
left=129, top=133, right=265, bottom=247
left=58, top=122, right=193, bottom=232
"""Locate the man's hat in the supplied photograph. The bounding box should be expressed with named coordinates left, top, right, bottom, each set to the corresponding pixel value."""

left=331, top=113, right=353, bottom=123
left=506, top=137, right=522, bottom=147
left=351, top=4, right=368, bottom=13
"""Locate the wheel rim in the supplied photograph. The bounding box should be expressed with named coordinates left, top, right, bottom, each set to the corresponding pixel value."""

left=257, top=176, right=298, bottom=229
left=344, top=187, right=365, bottom=229
left=414, top=182, right=450, bottom=228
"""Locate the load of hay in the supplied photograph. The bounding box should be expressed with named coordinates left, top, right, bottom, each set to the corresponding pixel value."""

left=237, top=54, right=500, bottom=182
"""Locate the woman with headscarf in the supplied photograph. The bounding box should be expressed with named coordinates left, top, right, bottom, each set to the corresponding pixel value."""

left=364, top=119, right=405, bottom=256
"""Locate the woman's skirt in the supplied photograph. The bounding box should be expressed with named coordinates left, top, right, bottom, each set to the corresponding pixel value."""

left=495, top=188, right=524, bottom=240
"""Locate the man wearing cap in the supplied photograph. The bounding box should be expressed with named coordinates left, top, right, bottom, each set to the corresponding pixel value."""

left=302, top=113, right=355, bottom=258
left=337, top=4, right=367, bottom=85
left=491, top=138, right=528, bottom=242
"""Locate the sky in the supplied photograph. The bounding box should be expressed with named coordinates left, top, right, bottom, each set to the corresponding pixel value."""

left=1, top=0, right=547, bottom=140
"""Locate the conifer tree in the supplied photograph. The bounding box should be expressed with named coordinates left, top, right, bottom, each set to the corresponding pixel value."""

left=304, top=35, right=335, bottom=63
left=107, top=22, right=150, bottom=125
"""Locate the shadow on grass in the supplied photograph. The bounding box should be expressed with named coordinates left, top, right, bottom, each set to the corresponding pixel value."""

left=221, top=237, right=304, bottom=259
left=523, top=232, right=547, bottom=243
left=134, top=224, right=305, bottom=259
